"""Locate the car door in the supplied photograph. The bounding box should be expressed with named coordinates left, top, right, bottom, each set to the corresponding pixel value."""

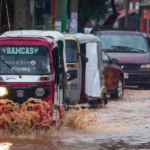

left=65, top=38, right=82, bottom=104
left=102, top=52, right=116, bottom=93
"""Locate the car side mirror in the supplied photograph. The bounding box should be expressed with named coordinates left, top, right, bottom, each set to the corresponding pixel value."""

left=111, top=58, right=119, bottom=65
left=57, top=66, right=64, bottom=74
left=78, top=53, right=89, bottom=63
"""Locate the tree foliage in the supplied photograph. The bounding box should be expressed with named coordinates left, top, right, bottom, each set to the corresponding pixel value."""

left=36, top=16, right=55, bottom=30
left=79, top=0, right=108, bottom=20
left=78, top=0, right=108, bottom=32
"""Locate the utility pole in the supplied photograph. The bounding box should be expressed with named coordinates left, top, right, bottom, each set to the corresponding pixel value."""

left=51, top=0, right=55, bottom=30
left=0, top=0, right=3, bottom=33
left=125, top=0, right=129, bottom=28
left=6, top=2, right=10, bottom=31
left=61, top=0, right=68, bottom=32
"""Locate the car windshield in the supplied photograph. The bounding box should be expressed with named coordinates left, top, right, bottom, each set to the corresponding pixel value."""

left=97, top=32, right=148, bottom=52
left=65, top=40, right=78, bottom=63
left=0, top=45, right=51, bottom=75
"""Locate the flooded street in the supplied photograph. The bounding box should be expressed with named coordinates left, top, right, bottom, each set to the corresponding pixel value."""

left=1, top=88, right=150, bottom=150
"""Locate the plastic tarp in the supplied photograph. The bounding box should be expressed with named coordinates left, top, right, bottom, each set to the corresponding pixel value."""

left=85, top=42, right=100, bottom=98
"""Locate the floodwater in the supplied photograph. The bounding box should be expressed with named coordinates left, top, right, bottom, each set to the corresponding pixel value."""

left=1, top=88, right=150, bottom=150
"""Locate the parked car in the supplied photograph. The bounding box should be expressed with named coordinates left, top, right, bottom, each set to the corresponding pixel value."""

left=93, top=28, right=150, bottom=88
left=102, top=51, right=124, bottom=99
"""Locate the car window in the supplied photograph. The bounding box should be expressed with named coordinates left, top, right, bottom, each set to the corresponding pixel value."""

left=102, top=52, right=109, bottom=64
left=98, top=32, right=148, bottom=52
left=65, top=40, right=78, bottom=63
left=0, top=45, right=51, bottom=75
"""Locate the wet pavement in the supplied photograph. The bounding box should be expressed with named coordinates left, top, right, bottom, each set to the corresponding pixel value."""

left=1, top=88, right=150, bottom=150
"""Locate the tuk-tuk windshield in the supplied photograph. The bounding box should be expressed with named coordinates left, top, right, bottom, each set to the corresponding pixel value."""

left=0, top=45, right=51, bottom=75
left=66, top=40, right=78, bottom=63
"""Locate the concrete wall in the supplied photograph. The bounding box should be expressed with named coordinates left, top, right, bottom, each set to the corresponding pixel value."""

left=123, top=0, right=143, bottom=9
left=70, top=0, right=78, bottom=20
left=13, top=0, right=78, bottom=30
left=14, top=0, right=30, bottom=30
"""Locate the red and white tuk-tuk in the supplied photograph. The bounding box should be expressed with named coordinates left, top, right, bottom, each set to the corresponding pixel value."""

left=0, top=35, right=67, bottom=121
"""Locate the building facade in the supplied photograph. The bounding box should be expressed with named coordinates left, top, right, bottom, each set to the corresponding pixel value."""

left=123, top=0, right=143, bottom=10
left=0, top=0, right=78, bottom=34
left=140, top=1, right=150, bottom=36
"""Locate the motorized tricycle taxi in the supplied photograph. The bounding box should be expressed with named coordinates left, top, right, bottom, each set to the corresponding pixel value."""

left=0, top=34, right=67, bottom=121
left=64, top=33, right=107, bottom=106
left=2, top=30, right=69, bottom=107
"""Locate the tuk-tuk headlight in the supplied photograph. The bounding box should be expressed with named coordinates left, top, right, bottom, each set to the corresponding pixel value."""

left=0, top=87, right=8, bottom=97
left=35, top=88, right=45, bottom=97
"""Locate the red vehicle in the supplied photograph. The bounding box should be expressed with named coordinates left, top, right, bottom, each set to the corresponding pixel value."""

left=102, top=52, right=124, bottom=99
left=0, top=36, right=68, bottom=121
left=92, top=28, right=150, bottom=88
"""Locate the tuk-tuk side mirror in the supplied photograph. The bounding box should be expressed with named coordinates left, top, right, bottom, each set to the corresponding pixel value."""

left=57, top=66, right=64, bottom=74
left=110, top=58, right=119, bottom=65
left=78, top=53, right=89, bottom=63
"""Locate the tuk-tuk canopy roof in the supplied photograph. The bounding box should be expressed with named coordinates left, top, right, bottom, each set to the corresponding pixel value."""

left=1, top=30, right=67, bottom=72
left=0, top=36, right=58, bottom=49
left=2, top=30, right=64, bottom=42
left=64, top=33, right=101, bottom=44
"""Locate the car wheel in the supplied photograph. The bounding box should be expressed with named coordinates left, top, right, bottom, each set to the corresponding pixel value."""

left=110, top=77, right=123, bottom=99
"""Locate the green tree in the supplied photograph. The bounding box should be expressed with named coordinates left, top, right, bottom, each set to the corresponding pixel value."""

left=78, top=0, right=108, bottom=32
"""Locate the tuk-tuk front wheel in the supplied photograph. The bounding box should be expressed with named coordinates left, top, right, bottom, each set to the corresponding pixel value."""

left=98, top=94, right=107, bottom=105
left=89, top=94, right=107, bottom=109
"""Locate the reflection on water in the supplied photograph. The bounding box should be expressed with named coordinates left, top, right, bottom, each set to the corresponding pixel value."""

left=1, top=90, right=150, bottom=150
left=0, top=143, right=12, bottom=150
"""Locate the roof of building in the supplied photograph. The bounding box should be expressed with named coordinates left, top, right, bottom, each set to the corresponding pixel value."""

left=1, top=30, right=64, bottom=41
left=64, top=33, right=101, bottom=44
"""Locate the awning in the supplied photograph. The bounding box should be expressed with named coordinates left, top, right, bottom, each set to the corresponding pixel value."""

left=118, top=9, right=137, bottom=19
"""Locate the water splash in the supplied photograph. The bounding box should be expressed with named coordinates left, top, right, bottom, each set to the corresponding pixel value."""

left=0, top=99, right=105, bottom=138
left=0, top=98, right=53, bottom=135
left=63, top=106, right=99, bottom=131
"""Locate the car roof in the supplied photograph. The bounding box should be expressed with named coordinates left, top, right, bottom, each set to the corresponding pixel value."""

left=97, top=30, right=141, bottom=34
left=64, top=33, right=101, bottom=44
left=1, top=30, right=64, bottom=41
left=95, top=30, right=146, bottom=36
